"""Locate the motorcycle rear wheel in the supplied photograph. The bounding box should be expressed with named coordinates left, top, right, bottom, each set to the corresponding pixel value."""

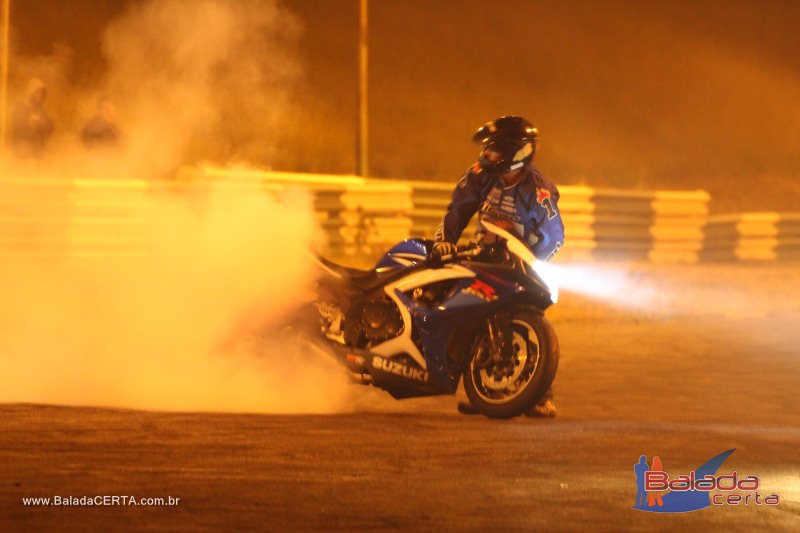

left=463, top=309, right=559, bottom=419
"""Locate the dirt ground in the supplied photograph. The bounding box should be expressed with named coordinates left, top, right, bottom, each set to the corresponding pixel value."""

left=1, top=261, right=799, bottom=532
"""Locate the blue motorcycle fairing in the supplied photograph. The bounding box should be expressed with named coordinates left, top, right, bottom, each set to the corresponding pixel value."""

left=375, top=239, right=430, bottom=271
left=437, top=263, right=519, bottom=309
left=392, top=261, right=537, bottom=391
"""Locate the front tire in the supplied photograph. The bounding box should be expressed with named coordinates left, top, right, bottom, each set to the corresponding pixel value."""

left=463, top=309, right=559, bottom=419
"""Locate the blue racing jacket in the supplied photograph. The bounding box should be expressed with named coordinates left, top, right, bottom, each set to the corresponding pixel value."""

left=435, top=163, right=565, bottom=262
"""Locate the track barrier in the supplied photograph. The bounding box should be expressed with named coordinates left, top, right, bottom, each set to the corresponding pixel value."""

left=1, top=168, right=795, bottom=263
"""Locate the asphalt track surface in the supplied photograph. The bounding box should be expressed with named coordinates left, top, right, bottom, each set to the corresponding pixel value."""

left=2, top=262, right=799, bottom=532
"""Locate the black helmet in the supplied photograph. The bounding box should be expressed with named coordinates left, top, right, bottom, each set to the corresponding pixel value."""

left=472, top=116, right=538, bottom=175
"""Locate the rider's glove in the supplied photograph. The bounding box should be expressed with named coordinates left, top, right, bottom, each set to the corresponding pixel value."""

left=432, top=241, right=457, bottom=257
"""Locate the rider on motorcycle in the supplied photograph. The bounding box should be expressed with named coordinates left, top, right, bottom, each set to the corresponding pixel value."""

left=433, top=115, right=564, bottom=417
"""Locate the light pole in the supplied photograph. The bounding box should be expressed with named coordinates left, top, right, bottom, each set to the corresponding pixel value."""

left=0, top=0, right=10, bottom=167
left=356, top=0, right=368, bottom=177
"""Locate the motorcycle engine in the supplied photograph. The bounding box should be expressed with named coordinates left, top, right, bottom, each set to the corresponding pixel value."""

left=346, top=297, right=404, bottom=346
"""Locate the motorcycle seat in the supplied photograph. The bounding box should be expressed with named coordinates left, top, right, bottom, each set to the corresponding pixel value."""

left=317, top=256, right=387, bottom=291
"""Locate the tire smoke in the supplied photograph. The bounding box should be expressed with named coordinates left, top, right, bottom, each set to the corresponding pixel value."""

left=0, top=1, right=353, bottom=413
left=0, top=183, right=353, bottom=413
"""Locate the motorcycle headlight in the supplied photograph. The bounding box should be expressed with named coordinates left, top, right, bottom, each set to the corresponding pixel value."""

left=478, top=219, right=559, bottom=304
left=531, top=259, right=559, bottom=304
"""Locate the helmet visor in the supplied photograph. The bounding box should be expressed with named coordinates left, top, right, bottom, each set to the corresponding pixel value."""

left=477, top=145, right=525, bottom=175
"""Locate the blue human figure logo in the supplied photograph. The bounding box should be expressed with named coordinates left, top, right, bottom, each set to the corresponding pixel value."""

left=634, top=455, right=649, bottom=506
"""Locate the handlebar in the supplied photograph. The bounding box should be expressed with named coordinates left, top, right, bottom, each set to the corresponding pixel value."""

left=431, top=242, right=484, bottom=262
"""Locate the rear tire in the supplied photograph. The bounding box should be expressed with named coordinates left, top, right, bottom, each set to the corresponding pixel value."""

left=463, top=309, right=559, bottom=419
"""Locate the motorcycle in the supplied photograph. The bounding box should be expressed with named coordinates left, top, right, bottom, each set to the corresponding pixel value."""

left=308, top=219, right=560, bottom=419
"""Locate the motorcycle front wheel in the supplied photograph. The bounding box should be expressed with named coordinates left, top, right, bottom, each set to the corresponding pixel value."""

left=463, top=309, right=559, bottom=419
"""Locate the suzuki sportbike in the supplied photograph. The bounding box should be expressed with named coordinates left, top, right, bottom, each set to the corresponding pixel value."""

left=308, top=219, right=560, bottom=419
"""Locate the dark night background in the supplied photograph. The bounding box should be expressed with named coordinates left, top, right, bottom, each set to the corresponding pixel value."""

left=9, top=0, right=800, bottom=211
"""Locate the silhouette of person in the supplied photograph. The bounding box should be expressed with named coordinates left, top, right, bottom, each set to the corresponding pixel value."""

left=82, top=97, right=121, bottom=149
left=634, top=455, right=649, bottom=506
left=648, top=456, right=664, bottom=507
left=10, top=78, right=53, bottom=158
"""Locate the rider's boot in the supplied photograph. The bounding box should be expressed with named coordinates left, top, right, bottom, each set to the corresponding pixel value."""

left=525, top=388, right=557, bottom=417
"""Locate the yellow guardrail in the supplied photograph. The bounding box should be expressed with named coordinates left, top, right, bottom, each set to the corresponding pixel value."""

left=701, top=212, right=800, bottom=261
left=7, top=169, right=792, bottom=263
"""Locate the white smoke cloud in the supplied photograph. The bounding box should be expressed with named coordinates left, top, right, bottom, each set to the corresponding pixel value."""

left=0, top=180, right=355, bottom=413
left=0, top=1, right=355, bottom=413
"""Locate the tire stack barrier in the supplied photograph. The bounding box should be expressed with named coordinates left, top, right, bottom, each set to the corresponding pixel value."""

left=199, top=167, right=413, bottom=260
left=0, top=170, right=729, bottom=264
left=338, top=182, right=413, bottom=258
left=68, top=179, right=149, bottom=258
left=1, top=171, right=415, bottom=262
left=549, top=185, right=595, bottom=260
left=0, top=177, right=148, bottom=259
left=406, top=181, right=455, bottom=239
left=590, top=189, right=709, bottom=262
left=700, top=212, right=800, bottom=261
left=0, top=178, right=71, bottom=258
